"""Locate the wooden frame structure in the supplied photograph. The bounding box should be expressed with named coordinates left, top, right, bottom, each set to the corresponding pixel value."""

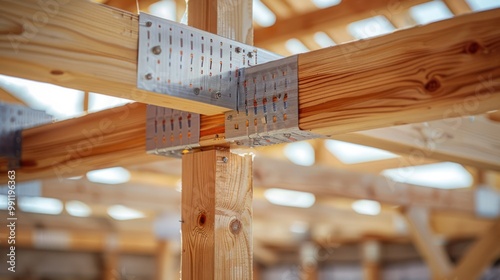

left=1, top=0, right=500, bottom=279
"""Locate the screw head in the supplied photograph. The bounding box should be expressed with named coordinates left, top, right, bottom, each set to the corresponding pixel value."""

left=227, top=115, right=233, bottom=121
left=145, top=73, right=153, bottom=80
left=235, top=47, right=242, bottom=53
left=145, top=21, right=152, bottom=27
left=247, top=52, right=253, bottom=58
left=284, top=133, right=291, bottom=138
left=152, top=45, right=162, bottom=55
left=193, top=88, right=201, bottom=95
left=222, top=156, right=228, bottom=163
left=214, top=91, right=222, bottom=99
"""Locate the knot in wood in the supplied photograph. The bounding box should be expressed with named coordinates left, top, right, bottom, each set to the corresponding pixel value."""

left=465, top=41, right=480, bottom=54
left=230, top=219, right=241, bottom=235
left=197, top=212, right=207, bottom=227
left=425, top=79, right=440, bottom=92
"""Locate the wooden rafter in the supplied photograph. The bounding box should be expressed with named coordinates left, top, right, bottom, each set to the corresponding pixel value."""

left=1, top=6, right=499, bottom=180
left=254, top=0, right=431, bottom=48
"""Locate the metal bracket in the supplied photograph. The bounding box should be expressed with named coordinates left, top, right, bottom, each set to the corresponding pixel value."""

left=145, top=105, right=200, bottom=158
left=0, top=103, right=53, bottom=170
left=225, top=56, right=322, bottom=147
left=137, top=13, right=280, bottom=110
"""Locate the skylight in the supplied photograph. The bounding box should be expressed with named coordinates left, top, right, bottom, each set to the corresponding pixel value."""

left=264, top=188, right=316, bottom=208
left=285, top=38, right=310, bottom=54
left=65, top=200, right=92, bottom=217
left=314, top=32, right=337, bottom=48
left=88, top=93, right=132, bottom=112
left=253, top=0, right=276, bottom=27
left=312, top=0, right=342, bottom=8
left=466, top=0, right=500, bottom=11
left=381, top=162, right=473, bottom=189
left=284, top=141, right=315, bottom=166
left=86, top=167, right=131, bottom=185
left=352, top=199, right=381, bottom=216
left=348, top=16, right=395, bottom=39
left=19, top=197, right=63, bottom=215
left=149, top=0, right=177, bottom=21
left=107, top=205, right=145, bottom=220
left=324, top=140, right=398, bottom=164
left=409, top=1, right=453, bottom=25
left=0, top=75, right=83, bottom=120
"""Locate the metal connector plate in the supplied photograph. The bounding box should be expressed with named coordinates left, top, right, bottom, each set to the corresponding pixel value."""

left=0, top=103, right=53, bottom=170
left=225, top=56, right=322, bottom=147
left=138, top=13, right=281, bottom=110
left=146, top=105, right=200, bottom=157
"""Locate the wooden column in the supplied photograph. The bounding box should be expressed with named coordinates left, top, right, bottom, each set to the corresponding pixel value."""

left=157, top=240, right=179, bottom=280
left=362, top=240, right=381, bottom=280
left=181, top=1, right=254, bottom=279
left=181, top=149, right=253, bottom=279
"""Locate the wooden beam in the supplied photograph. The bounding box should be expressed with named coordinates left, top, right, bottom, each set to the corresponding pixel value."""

left=334, top=115, right=500, bottom=171
left=0, top=0, right=226, bottom=115
left=362, top=240, right=381, bottom=280
left=181, top=150, right=253, bottom=279
left=403, top=207, right=453, bottom=280
left=0, top=227, right=158, bottom=254
left=443, top=0, right=472, bottom=15
left=253, top=157, right=476, bottom=214
left=254, top=0, right=430, bottom=48
left=101, top=251, right=118, bottom=280
left=298, top=8, right=500, bottom=136
left=448, top=220, right=500, bottom=280
left=7, top=9, right=500, bottom=183
left=157, top=240, right=179, bottom=280
left=180, top=3, right=254, bottom=279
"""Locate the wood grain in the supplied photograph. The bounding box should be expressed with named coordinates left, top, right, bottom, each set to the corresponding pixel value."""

left=298, top=8, right=500, bottom=136
left=0, top=0, right=227, bottom=115
left=181, top=150, right=253, bottom=279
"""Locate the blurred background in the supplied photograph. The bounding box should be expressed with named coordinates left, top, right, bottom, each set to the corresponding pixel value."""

left=1, top=0, right=500, bottom=279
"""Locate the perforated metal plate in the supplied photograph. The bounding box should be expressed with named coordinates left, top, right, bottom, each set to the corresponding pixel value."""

left=225, top=56, right=322, bottom=147
left=146, top=105, right=200, bottom=157
left=0, top=103, right=53, bottom=169
left=138, top=13, right=281, bottom=109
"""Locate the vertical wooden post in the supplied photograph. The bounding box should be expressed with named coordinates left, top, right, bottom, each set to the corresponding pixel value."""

left=300, top=242, right=318, bottom=280
left=362, top=240, right=381, bottom=280
left=182, top=149, right=253, bottom=279
left=157, top=240, right=179, bottom=280
left=101, top=251, right=118, bottom=280
left=181, top=1, right=254, bottom=279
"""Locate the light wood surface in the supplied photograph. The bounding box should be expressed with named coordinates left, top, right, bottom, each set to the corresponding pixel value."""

left=253, top=157, right=476, bottom=214
left=298, top=8, right=500, bottom=136
left=448, top=220, right=500, bottom=280
left=0, top=0, right=227, bottom=115
left=181, top=150, right=253, bottom=279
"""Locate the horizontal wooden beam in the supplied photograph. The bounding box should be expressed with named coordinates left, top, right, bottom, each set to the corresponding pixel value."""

left=297, top=8, right=500, bottom=135
left=0, top=0, right=226, bottom=115
left=253, top=157, right=475, bottom=214
left=334, top=115, right=500, bottom=171
left=3, top=8, right=500, bottom=181
left=448, top=219, right=500, bottom=279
